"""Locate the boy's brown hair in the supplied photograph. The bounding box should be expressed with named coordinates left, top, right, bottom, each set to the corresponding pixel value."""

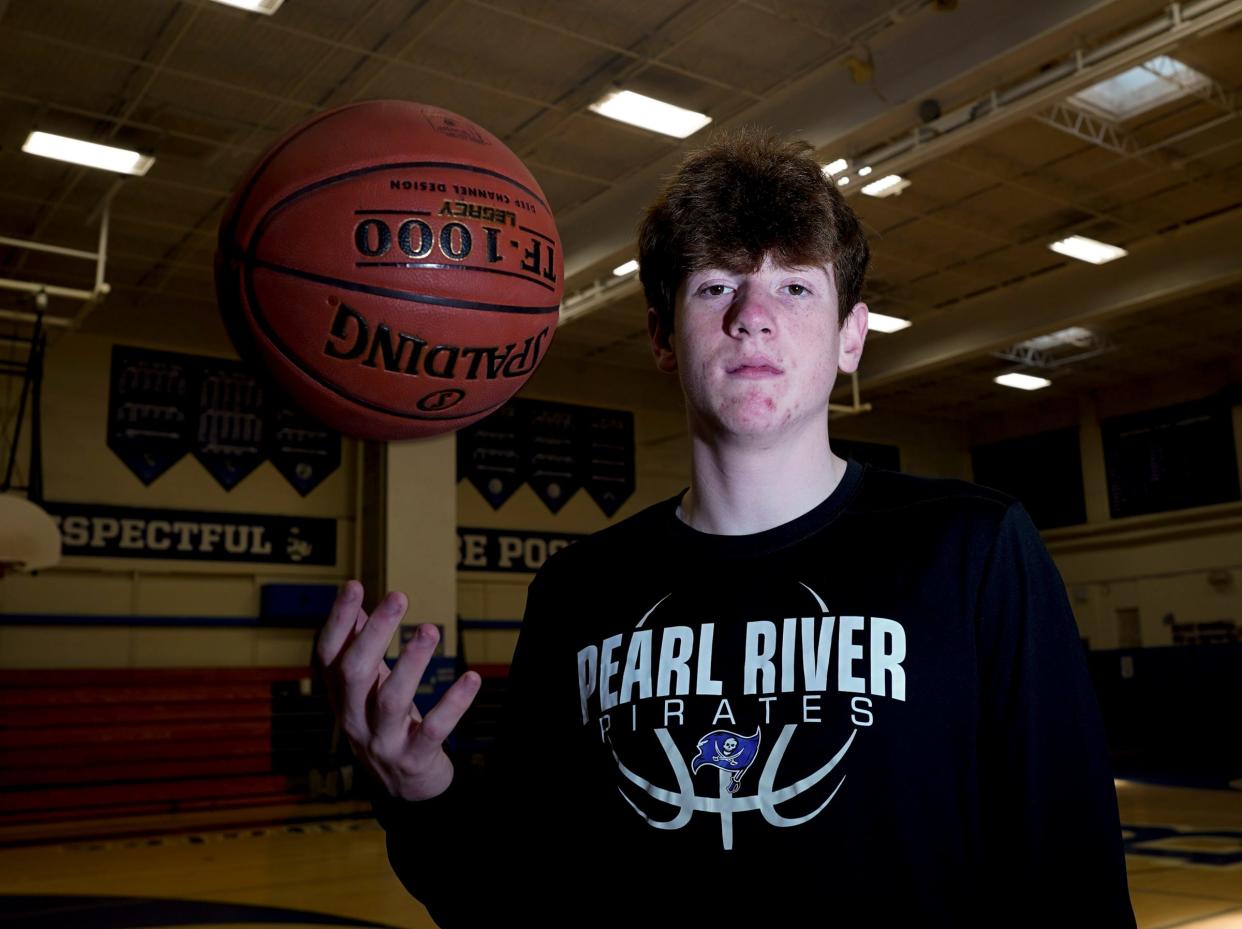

left=638, top=128, right=869, bottom=333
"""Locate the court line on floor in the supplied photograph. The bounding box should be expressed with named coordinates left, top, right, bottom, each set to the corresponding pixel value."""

left=2, top=811, right=380, bottom=851
left=1150, top=903, right=1242, bottom=929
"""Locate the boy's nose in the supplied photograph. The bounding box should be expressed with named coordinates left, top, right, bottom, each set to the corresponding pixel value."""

left=727, top=288, right=775, bottom=337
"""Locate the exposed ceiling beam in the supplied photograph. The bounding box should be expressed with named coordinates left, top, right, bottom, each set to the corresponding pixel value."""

left=852, top=0, right=1242, bottom=180
left=557, top=0, right=1123, bottom=280
left=858, top=208, right=1242, bottom=390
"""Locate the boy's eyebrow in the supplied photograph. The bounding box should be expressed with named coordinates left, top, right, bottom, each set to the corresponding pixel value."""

left=685, top=268, right=739, bottom=280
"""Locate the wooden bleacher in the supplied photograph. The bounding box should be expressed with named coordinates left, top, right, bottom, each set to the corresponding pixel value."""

left=0, top=667, right=337, bottom=827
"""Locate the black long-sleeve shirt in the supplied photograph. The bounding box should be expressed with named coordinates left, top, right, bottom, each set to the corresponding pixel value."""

left=375, top=461, right=1135, bottom=927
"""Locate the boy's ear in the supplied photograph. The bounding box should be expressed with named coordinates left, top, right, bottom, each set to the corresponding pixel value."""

left=648, top=307, right=678, bottom=373
left=837, top=302, right=868, bottom=374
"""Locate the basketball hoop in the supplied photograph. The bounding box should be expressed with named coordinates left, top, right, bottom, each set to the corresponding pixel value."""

left=0, top=494, right=61, bottom=574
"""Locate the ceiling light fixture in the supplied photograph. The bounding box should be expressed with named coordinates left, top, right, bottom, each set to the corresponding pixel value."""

left=858, top=166, right=873, bottom=176
left=867, top=312, right=912, bottom=334
left=995, top=372, right=1051, bottom=391
left=1019, top=326, right=1094, bottom=351
left=209, top=0, right=285, bottom=13
left=612, top=259, right=639, bottom=277
left=861, top=174, right=910, bottom=198
left=22, top=130, right=154, bottom=176
left=588, top=90, right=711, bottom=139
left=1048, top=235, right=1127, bottom=265
left=822, top=158, right=848, bottom=176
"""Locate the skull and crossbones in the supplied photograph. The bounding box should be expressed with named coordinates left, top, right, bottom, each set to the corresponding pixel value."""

left=712, top=737, right=743, bottom=766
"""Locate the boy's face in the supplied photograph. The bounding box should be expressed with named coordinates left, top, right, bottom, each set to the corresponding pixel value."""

left=648, top=254, right=867, bottom=445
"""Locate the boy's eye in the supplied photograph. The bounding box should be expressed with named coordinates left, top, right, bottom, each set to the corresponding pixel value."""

left=786, top=284, right=808, bottom=296
left=700, top=284, right=731, bottom=297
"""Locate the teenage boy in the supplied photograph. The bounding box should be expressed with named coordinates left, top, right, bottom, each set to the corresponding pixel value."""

left=317, top=129, right=1135, bottom=928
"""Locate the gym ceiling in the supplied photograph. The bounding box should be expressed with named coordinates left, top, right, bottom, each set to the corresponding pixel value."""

left=1, top=0, right=1239, bottom=432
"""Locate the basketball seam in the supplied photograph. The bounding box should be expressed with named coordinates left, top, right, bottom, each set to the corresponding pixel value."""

left=239, top=261, right=541, bottom=424
left=246, top=258, right=561, bottom=313
left=218, top=106, right=353, bottom=254
left=351, top=261, right=557, bottom=292
left=261, top=161, right=551, bottom=232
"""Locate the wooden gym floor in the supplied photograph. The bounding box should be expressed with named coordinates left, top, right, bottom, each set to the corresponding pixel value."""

left=0, top=781, right=1239, bottom=928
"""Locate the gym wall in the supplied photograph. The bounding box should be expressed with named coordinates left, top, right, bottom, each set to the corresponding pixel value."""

left=0, top=330, right=356, bottom=669
left=2, top=328, right=1239, bottom=669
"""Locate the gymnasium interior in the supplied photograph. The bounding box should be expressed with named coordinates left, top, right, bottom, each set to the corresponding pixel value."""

left=1, top=0, right=1240, bottom=926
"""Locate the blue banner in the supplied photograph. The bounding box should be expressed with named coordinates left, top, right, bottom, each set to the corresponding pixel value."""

left=44, top=501, right=336, bottom=566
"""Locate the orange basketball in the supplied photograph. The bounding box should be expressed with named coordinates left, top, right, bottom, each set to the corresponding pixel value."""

left=215, top=100, right=561, bottom=441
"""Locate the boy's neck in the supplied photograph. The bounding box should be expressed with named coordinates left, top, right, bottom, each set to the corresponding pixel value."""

left=677, top=420, right=847, bottom=535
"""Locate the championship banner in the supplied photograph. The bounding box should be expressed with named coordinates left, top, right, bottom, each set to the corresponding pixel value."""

left=107, top=345, right=342, bottom=494
left=458, top=398, right=635, bottom=516
left=583, top=407, right=634, bottom=517
left=269, top=401, right=342, bottom=497
left=457, top=527, right=586, bottom=573
left=106, top=346, right=195, bottom=485
left=193, top=358, right=266, bottom=490
left=44, top=501, right=337, bottom=566
left=522, top=399, right=581, bottom=514
left=457, top=402, right=524, bottom=508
